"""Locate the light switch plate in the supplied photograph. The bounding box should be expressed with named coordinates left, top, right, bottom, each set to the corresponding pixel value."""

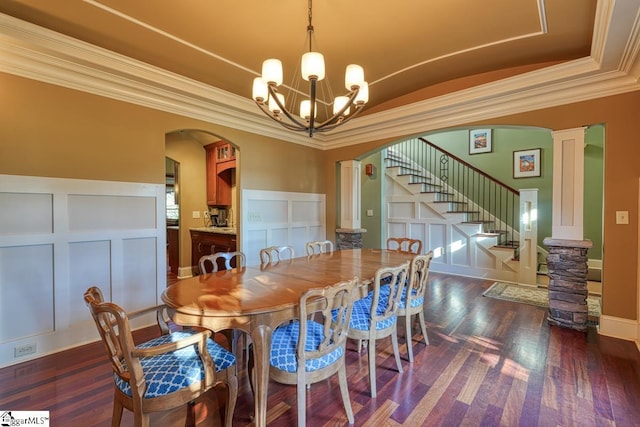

left=366, top=209, right=374, bottom=217
left=616, top=210, right=629, bottom=224
left=192, top=211, right=201, bottom=219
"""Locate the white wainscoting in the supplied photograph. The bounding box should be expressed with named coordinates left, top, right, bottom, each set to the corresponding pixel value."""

left=0, top=175, right=165, bottom=368
left=241, top=190, right=326, bottom=265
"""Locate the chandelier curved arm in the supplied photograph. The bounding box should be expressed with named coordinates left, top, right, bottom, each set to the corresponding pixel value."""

left=313, top=102, right=366, bottom=133
left=266, top=84, right=310, bottom=130
left=313, top=87, right=361, bottom=131
left=254, top=101, right=312, bottom=132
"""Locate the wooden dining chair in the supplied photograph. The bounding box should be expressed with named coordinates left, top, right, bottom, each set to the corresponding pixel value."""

left=199, top=251, right=249, bottom=361
left=199, top=251, right=246, bottom=274
left=259, top=245, right=295, bottom=264
left=269, top=278, right=358, bottom=426
left=84, top=286, right=238, bottom=427
left=386, top=237, right=423, bottom=254
left=399, top=251, right=434, bottom=362
left=345, top=261, right=409, bottom=398
left=305, top=240, right=334, bottom=256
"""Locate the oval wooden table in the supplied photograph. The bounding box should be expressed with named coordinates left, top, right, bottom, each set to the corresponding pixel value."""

left=162, top=248, right=415, bottom=427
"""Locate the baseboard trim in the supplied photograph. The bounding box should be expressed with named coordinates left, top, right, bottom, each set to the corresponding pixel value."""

left=598, top=314, right=639, bottom=347
left=177, top=266, right=194, bottom=279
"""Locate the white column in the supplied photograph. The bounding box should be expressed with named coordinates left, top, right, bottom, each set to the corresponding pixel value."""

left=519, top=189, right=538, bottom=285
left=339, top=160, right=361, bottom=229
left=551, top=127, right=586, bottom=240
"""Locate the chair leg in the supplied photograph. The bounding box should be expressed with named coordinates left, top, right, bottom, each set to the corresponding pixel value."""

left=368, top=337, right=377, bottom=398
left=133, top=413, right=149, bottom=427
left=111, top=392, right=124, bottom=427
left=185, top=401, right=196, bottom=427
left=417, top=310, right=429, bottom=346
left=225, top=372, right=238, bottom=427
left=391, top=329, right=403, bottom=374
left=297, top=377, right=306, bottom=427
left=404, top=314, right=414, bottom=363
left=338, top=363, right=355, bottom=424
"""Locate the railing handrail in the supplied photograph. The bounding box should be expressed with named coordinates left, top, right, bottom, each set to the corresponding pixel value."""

left=418, top=137, right=520, bottom=195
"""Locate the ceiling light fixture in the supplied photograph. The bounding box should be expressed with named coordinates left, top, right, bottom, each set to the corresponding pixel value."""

left=251, top=0, right=368, bottom=137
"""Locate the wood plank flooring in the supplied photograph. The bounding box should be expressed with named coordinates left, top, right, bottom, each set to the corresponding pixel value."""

left=1, top=273, right=639, bottom=426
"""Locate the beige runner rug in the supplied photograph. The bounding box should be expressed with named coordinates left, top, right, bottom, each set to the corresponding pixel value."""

left=483, top=281, right=601, bottom=318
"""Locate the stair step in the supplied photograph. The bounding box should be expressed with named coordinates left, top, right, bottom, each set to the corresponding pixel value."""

left=449, top=210, right=480, bottom=214
left=486, top=229, right=508, bottom=235
left=433, top=200, right=466, bottom=205
left=496, top=241, right=520, bottom=248
left=422, top=191, right=454, bottom=196
left=398, top=172, right=429, bottom=179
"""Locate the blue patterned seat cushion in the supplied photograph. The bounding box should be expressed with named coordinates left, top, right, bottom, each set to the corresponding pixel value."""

left=270, top=320, right=344, bottom=373
left=115, top=331, right=236, bottom=399
left=348, top=289, right=396, bottom=331
left=398, top=287, right=423, bottom=309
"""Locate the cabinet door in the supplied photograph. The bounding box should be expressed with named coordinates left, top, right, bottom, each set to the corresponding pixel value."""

left=216, top=168, right=233, bottom=206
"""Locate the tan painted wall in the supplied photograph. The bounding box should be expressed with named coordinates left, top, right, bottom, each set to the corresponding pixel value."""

left=325, top=91, right=640, bottom=321
left=0, top=73, right=326, bottom=272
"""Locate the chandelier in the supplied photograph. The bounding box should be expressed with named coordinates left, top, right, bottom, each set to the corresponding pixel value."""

left=251, top=0, right=369, bottom=137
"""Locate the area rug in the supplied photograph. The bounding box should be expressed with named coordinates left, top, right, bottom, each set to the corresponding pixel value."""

left=483, top=282, right=601, bottom=318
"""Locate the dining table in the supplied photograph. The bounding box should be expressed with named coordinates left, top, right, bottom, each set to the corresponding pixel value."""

left=161, top=248, right=415, bottom=427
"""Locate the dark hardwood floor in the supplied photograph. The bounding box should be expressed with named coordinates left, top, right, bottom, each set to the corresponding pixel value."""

left=1, top=273, right=639, bottom=426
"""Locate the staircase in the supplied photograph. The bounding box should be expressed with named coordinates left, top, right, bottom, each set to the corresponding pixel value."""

left=384, top=138, right=538, bottom=285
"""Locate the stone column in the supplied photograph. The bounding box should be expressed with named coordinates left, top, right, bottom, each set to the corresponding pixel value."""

left=544, top=127, right=591, bottom=331
left=336, top=228, right=366, bottom=249
left=543, top=238, right=592, bottom=331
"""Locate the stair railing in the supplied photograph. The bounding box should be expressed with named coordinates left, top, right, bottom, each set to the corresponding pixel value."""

left=388, top=137, right=520, bottom=248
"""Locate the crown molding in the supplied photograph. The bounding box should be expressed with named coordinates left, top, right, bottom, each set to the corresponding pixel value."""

left=0, top=0, right=639, bottom=151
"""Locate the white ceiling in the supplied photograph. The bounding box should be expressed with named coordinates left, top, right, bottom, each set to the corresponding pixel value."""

left=0, top=0, right=639, bottom=148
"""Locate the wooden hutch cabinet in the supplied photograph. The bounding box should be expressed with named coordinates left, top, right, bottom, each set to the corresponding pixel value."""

left=206, top=141, right=236, bottom=206
left=190, top=230, right=237, bottom=274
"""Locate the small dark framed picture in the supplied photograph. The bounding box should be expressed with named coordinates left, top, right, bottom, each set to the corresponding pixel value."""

left=513, top=148, right=541, bottom=178
left=469, top=129, right=492, bottom=154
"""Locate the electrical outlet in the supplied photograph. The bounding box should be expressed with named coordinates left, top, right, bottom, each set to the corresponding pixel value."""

left=14, top=343, right=36, bottom=358
left=616, top=211, right=629, bottom=224
left=366, top=209, right=374, bottom=217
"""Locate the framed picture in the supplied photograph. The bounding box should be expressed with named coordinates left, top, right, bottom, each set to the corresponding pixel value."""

left=513, top=148, right=541, bottom=178
left=469, top=129, right=492, bottom=154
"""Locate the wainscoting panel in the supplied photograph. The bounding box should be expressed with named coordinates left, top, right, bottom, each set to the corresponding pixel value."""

left=0, top=244, right=54, bottom=343
left=68, top=240, right=112, bottom=327
left=0, top=174, right=165, bottom=368
left=241, top=190, right=325, bottom=266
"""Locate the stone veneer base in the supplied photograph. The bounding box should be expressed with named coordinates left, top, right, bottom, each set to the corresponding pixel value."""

left=336, top=228, right=367, bottom=250
left=543, top=237, right=592, bottom=332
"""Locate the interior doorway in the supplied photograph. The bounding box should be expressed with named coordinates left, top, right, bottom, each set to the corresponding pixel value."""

left=166, top=157, right=179, bottom=280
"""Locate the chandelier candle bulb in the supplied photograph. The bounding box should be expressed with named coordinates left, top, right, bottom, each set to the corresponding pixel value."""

left=252, top=77, right=268, bottom=103
left=345, top=64, right=365, bottom=90
left=301, top=52, right=325, bottom=81
left=268, top=92, right=285, bottom=114
left=300, top=100, right=317, bottom=119
left=333, top=96, right=350, bottom=115
left=355, top=82, right=369, bottom=104
left=262, top=59, right=283, bottom=86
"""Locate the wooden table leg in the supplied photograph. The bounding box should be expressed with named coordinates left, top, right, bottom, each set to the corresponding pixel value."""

left=250, top=324, right=272, bottom=427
